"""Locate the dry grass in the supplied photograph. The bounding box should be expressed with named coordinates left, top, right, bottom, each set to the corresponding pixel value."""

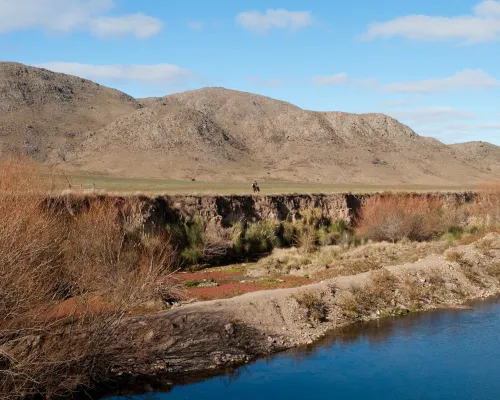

left=399, top=268, right=450, bottom=309
left=337, top=266, right=458, bottom=322
left=338, top=269, right=398, bottom=319
left=178, top=216, right=234, bottom=266
left=484, top=261, right=500, bottom=282
left=0, top=158, right=177, bottom=399
left=356, top=194, right=456, bottom=242
left=446, top=250, right=485, bottom=288
left=250, top=239, right=447, bottom=282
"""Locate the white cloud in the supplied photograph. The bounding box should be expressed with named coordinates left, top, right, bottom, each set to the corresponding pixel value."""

left=0, top=0, right=163, bottom=39
left=37, top=62, right=197, bottom=85
left=90, top=14, right=163, bottom=39
left=187, top=21, right=203, bottom=31
left=313, top=73, right=349, bottom=86
left=475, top=0, right=500, bottom=17
left=419, top=127, right=478, bottom=143
left=478, top=122, right=500, bottom=129
left=362, top=0, right=500, bottom=43
left=246, top=76, right=282, bottom=87
left=376, top=99, right=415, bottom=108
left=312, top=69, right=499, bottom=95
left=385, top=70, right=499, bottom=93
left=236, top=9, right=313, bottom=34
left=387, top=107, right=476, bottom=124
left=419, top=122, right=500, bottom=144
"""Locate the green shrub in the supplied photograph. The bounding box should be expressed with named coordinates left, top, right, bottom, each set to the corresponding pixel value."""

left=442, top=226, right=464, bottom=243
left=329, top=219, right=349, bottom=234
left=300, top=208, right=324, bottom=226
left=231, top=222, right=244, bottom=253
left=280, top=221, right=300, bottom=247
left=173, top=216, right=233, bottom=267
left=244, top=220, right=279, bottom=254
left=181, top=247, right=203, bottom=265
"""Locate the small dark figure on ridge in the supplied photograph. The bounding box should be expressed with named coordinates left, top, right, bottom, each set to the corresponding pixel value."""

left=252, top=181, right=260, bottom=193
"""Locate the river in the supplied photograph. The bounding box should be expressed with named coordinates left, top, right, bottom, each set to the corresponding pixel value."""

left=107, top=297, right=500, bottom=400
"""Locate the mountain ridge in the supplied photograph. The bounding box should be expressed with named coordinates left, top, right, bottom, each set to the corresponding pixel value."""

left=1, top=62, right=499, bottom=185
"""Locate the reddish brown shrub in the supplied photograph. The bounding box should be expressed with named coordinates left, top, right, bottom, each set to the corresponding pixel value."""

left=472, top=181, right=500, bottom=228
left=0, top=158, right=176, bottom=398
left=356, top=194, right=445, bottom=242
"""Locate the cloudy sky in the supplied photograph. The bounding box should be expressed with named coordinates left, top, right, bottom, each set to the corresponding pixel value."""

left=2, top=0, right=500, bottom=145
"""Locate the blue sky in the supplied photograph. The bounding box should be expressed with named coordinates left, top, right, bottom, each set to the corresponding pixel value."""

left=1, top=0, right=499, bottom=145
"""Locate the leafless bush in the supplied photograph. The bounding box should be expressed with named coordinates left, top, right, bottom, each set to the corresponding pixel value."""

left=202, top=221, right=232, bottom=261
left=471, top=182, right=500, bottom=228
left=357, top=195, right=447, bottom=242
left=0, top=158, right=176, bottom=399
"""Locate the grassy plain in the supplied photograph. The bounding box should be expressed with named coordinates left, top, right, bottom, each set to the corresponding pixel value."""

left=54, top=171, right=478, bottom=195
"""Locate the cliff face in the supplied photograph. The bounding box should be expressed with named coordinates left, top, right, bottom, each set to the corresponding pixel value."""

left=134, top=192, right=476, bottom=229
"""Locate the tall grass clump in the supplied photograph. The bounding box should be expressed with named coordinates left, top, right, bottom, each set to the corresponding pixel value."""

left=243, top=220, right=279, bottom=254
left=0, top=157, right=177, bottom=399
left=174, top=216, right=234, bottom=266
left=279, top=208, right=354, bottom=252
left=356, top=194, right=448, bottom=242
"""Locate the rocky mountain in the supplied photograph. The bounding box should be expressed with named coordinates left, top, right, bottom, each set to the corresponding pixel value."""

left=450, top=141, right=500, bottom=176
left=0, top=62, right=140, bottom=163
left=1, top=62, right=499, bottom=185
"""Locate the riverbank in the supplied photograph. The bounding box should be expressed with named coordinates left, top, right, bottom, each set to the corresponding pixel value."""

left=84, top=232, right=500, bottom=397
left=6, top=159, right=500, bottom=399
left=105, top=294, right=500, bottom=400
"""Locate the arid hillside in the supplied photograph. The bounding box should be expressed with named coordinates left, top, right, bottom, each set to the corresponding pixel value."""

left=0, top=62, right=140, bottom=163
left=450, top=141, right=500, bottom=175
left=1, top=62, right=499, bottom=185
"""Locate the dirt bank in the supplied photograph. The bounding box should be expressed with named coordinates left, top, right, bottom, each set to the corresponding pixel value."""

left=90, top=232, right=500, bottom=393
left=58, top=191, right=476, bottom=229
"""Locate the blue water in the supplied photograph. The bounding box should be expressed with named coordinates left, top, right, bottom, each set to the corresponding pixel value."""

left=109, top=298, right=500, bottom=400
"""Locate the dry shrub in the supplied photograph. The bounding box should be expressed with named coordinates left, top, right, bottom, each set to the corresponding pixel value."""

left=0, top=157, right=65, bottom=327
left=446, top=250, right=467, bottom=264
left=472, top=182, right=500, bottom=228
left=357, top=195, right=446, bottom=242
left=0, top=158, right=176, bottom=399
left=484, top=261, right=500, bottom=282
left=399, top=268, right=450, bottom=310
left=297, top=225, right=319, bottom=253
left=338, top=269, right=397, bottom=319
left=474, top=238, right=498, bottom=253
left=64, top=199, right=175, bottom=306
left=295, top=292, right=328, bottom=323
left=179, top=216, right=233, bottom=265
left=446, top=251, right=485, bottom=287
